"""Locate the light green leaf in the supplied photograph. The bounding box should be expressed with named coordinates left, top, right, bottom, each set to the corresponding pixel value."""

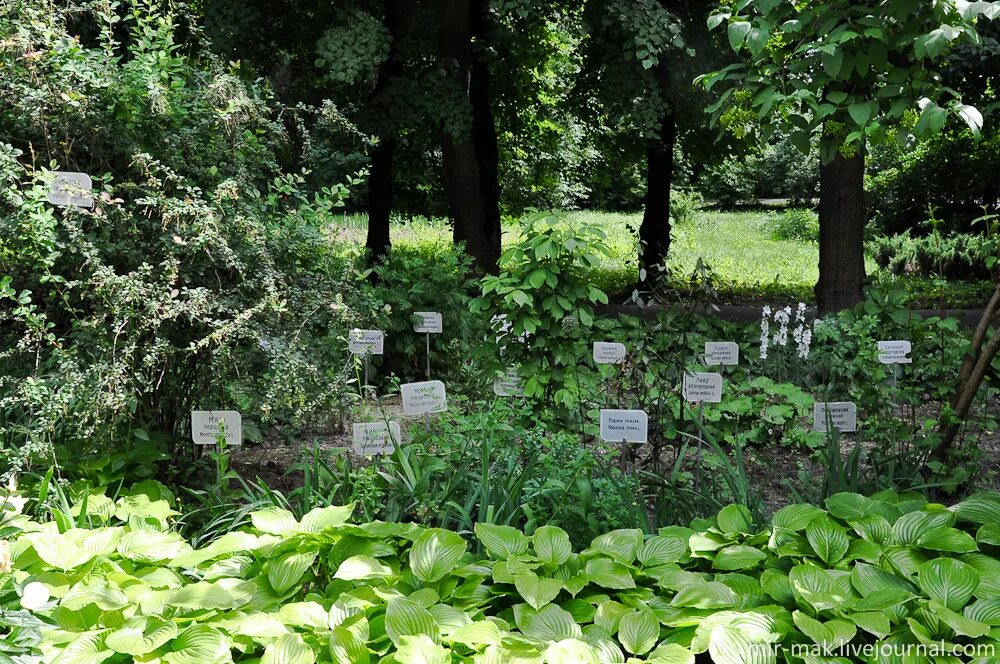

left=476, top=523, right=529, bottom=559
left=162, top=626, right=231, bottom=664
left=335, top=555, right=394, bottom=581
left=386, top=597, right=440, bottom=647
left=300, top=504, right=354, bottom=533
left=584, top=558, right=635, bottom=590
left=106, top=617, right=179, bottom=656
left=647, top=642, right=695, bottom=664
left=544, top=639, right=600, bottom=664
left=516, top=604, right=582, bottom=642
left=806, top=517, right=849, bottom=564
left=250, top=507, right=299, bottom=535
left=533, top=526, right=572, bottom=567
left=514, top=571, right=563, bottom=610
left=728, top=21, right=752, bottom=51
left=638, top=535, right=687, bottom=566
left=409, top=529, right=467, bottom=583
left=267, top=551, right=316, bottom=595
left=262, top=633, right=315, bottom=664
left=590, top=529, right=642, bottom=563
left=618, top=610, right=659, bottom=655
left=918, top=557, right=980, bottom=611
left=717, top=505, right=753, bottom=534
left=713, top=545, right=767, bottom=571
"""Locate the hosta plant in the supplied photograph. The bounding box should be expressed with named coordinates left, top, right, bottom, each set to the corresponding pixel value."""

left=4, top=487, right=1000, bottom=662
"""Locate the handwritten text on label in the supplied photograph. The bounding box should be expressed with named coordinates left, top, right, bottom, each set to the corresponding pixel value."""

left=593, top=341, right=627, bottom=365
left=349, top=329, right=384, bottom=355
left=683, top=373, right=723, bottom=403
left=413, top=312, right=443, bottom=334
left=352, top=421, right=401, bottom=455
left=814, top=402, right=858, bottom=433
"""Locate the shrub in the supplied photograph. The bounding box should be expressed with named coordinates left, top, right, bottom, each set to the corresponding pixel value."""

left=670, top=188, right=704, bottom=225
left=771, top=208, right=819, bottom=242
left=869, top=233, right=993, bottom=280
left=700, top=156, right=756, bottom=209
left=8, top=485, right=1000, bottom=662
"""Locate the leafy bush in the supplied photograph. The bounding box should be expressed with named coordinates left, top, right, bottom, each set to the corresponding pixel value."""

left=0, top=2, right=367, bottom=478
left=867, top=130, right=1000, bottom=235
left=475, top=212, right=610, bottom=412
left=700, top=156, right=756, bottom=209
left=770, top=209, right=819, bottom=243
left=669, top=188, right=704, bottom=226
left=8, top=484, right=1000, bottom=662
left=869, top=232, right=994, bottom=280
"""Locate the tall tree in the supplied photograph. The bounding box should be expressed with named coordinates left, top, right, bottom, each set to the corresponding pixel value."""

left=580, top=0, right=714, bottom=278
left=437, top=0, right=502, bottom=275
left=700, top=0, right=1000, bottom=312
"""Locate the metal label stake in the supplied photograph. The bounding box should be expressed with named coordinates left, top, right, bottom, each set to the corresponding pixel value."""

left=425, top=332, right=431, bottom=380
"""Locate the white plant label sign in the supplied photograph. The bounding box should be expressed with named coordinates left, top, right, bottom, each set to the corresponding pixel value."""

left=349, top=329, right=384, bottom=355
left=352, top=421, right=401, bottom=456
left=47, top=172, right=94, bottom=208
left=413, top=312, right=443, bottom=334
left=704, top=342, right=739, bottom=366
left=814, top=402, right=858, bottom=433
left=877, top=340, right=912, bottom=365
left=600, top=409, right=648, bottom=444
left=593, top=341, right=626, bottom=365
left=493, top=367, right=525, bottom=397
left=683, top=373, right=723, bottom=403
left=401, top=380, right=448, bottom=415
left=191, top=411, right=242, bottom=446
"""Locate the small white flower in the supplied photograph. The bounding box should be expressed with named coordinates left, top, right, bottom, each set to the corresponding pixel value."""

left=20, top=582, right=50, bottom=611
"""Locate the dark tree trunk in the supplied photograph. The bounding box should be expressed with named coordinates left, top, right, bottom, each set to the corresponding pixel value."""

left=816, top=148, right=866, bottom=313
left=366, top=135, right=395, bottom=265
left=365, top=0, right=401, bottom=269
left=639, top=112, right=677, bottom=276
left=438, top=0, right=501, bottom=275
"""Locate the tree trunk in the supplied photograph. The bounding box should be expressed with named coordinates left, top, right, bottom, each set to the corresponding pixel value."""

left=639, top=112, right=677, bottom=276
left=366, top=135, right=394, bottom=265
left=365, top=0, right=401, bottom=269
left=438, top=0, right=501, bottom=275
left=816, top=148, right=866, bottom=313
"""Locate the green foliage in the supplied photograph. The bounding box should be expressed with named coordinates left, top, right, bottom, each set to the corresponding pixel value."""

left=9, top=486, right=1000, bottom=662
left=867, top=130, right=1000, bottom=235
left=700, top=0, right=1000, bottom=161
left=476, top=212, right=610, bottom=410
left=770, top=209, right=819, bottom=243
left=701, top=157, right=756, bottom=208
left=870, top=232, right=995, bottom=280
left=0, top=1, right=367, bottom=478
left=364, top=242, right=489, bottom=385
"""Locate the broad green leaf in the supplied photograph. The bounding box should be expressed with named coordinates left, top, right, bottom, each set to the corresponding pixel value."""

left=409, top=529, right=467, bottom=583
left=476, top=523, right=529, bottom=559
left=917, top=527, right=978, bottom=553
left=267, top=551, right=316, bottom=595
left=792, top=611, right=856, bottom=648
left=707, top=623, right=775, bottom=664
left=544, top=639, right=600, bottom=664
left=637, top=535, right=687, bottom=566
left=717, top=505, right=753, bottom=534
left=953, top=494, right=1000, bottom=525
left=300, top=504, right=354, bottom=533
left=106, top=617, right=179, bottom=656
left=671, top=581, right=737, bottom=609
left=918, top=557, right=980, bottom=611
left=250, top=507, right=299, bottom=535
left=727, top=21, right=752, bottom=51
left=533, top=526, right=572, bottom=567
left=594, top=601, right=631, bottom=634
left=713, top=545, right=767, bottom=571
left=789, top=565, right=845, bottom=612
left=760, top=569, right=794, bottom=605
left=584, top=558, right=635, bottom=590
left=162, top=626, right=231, bottom=664
left=647, top=642, right=695, bottom=664
left=330, top=626, right=370, bottom=664
left=806, top=517, right=849, bottom=564
left=825, top=493, right=874, bottom=521
left=262, top=633, right=315, bottom=664
left=48, top=632, right=115, bottom=664
left=335, top=555, right=394, bottom=581
left=618, top=610, right=658, bottom=655
left=772, top=504, right=826, bottom=532
left=386, top=597, right=440, bottom=647
left=515, top=604, right=582, bottom=642
left=167, top=581, right=236, bottom=609
left=590, top=529, right=642, bottom=563
left=449, top=621, right=503, bottom=647
left=928, top=599, right=990, bottom=638
left=514, top=571, right=563, bottom=610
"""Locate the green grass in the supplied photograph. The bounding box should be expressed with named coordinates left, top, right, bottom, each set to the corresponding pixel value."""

left=330, top=210, right=992, bottom=307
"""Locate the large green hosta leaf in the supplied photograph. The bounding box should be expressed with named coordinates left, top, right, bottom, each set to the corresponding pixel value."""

left=544, top=638, right=601, bottom=664
left=805, top=516, right=849, bottom=564
left=261, top=633, right=315, bottom=664
left=267, top=551, right=316, bottom=595
left=533, top=526, right=572, bottom=567
left=162, top=626, right=232, bottom=664
left=789, top=565, right=848, bottom=612
left=409, top=529, right=467, bottom=583
left=618, top=609, right=659, bottom=655
left=47, top=632, right=115, bottom=664
left=514, top=571, right=563, bottom=610
left=104, top=617, right=177, bottom=656
left=918, top=558, right=980, bottom=611
left=515, top=603, right=582, bottom=642
left=792, top=610, right=856, bottom=648
left=385, top=597, right=440, bottom=646
left=475, top=523, right=529, bottom=559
